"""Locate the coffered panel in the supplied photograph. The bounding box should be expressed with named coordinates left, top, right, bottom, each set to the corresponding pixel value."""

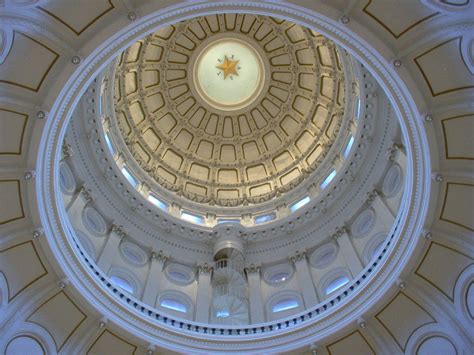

left=87, top=329, right=137, bottom=355
left=0, top=241, right=47, bottom=301
left=0, top=32, right=59, bottom=92
left=38, top=0, right=115, bottom=36
left=416, top=242, right=473, bottom=301
left=376, top=292, right=436, bottom=351
left=415, top=37, right=474, bottom=96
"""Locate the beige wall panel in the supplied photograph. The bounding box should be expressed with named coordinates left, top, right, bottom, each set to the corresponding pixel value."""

left=0, top=109, right=28, bottom=155
left=87, top=330, right=137, bottom=355
left=27, top=292, right=86, bottom=351
left=416, top=242, right=473, bottom=301
left=326, top=330, right=375, bottom=355
left=38, top=0, right=114, bottom=35
left=415, top=37, right=474, bottom=96
left=440, top=182, right=474, bottom=231
left=0, top=180, right=24, bottom=225
left=363, top=0, right=438, bottom=38
left=376, top=292, right=435, bottom=351
left=0, top=241, right=47, bottom=301
left=441, top=114, right=474, bottom=160
left=0, top=32, right=59, bottom=92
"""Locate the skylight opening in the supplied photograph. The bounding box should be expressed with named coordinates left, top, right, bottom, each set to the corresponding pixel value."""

left=320, top=170, right=337, bottom=189
left=289, top=196, right=310, bottom=212
left=110, top=276, right=134, bottom=294
left=255, top=213, right=276, bottom=224
left=121, top=166, right=138, bottom=188
left=161, top=299, right=187, bottom=313
left=355, top=97, right=362, bottom=119
left=181, top=212, right=204, bottom=224
left=343, top=135, right=354, bottom=158
left=104, top=133, right=115, bottom=155
left=272, top=299, right=299, bottom=313
left=326, top=276, right=350, bottom=295
left=148, top=194, right=168, bottom=210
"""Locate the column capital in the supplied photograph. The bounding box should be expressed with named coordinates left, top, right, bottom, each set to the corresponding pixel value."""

left=110, top=224, right=127, bottom=239
left=290, top=250, right=307, bottom=264
left=245, top=263, right=261, bottom=275
left=62, top=141, right=73, bottom=159
left=151, top=250, right=168, bottom=263
left=197, top=262, right=213, bottom=275
left=365, top=188, right=380, bottom=205
left=331, top=226, right=349, bottom=241
left=79, top=185, right=93, bottom=201
left=386, top=143, right=398, bottom=161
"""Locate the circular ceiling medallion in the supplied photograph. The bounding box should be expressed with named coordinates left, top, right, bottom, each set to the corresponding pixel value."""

left=193, top=38, right=265, bottom=112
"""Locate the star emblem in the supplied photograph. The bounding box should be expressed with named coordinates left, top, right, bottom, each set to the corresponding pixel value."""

left=216, top=55, right=240, bottom=79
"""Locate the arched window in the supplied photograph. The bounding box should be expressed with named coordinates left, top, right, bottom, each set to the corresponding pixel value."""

left=160, top=298, right=188, bottom=313
left=110, top=275, right=134, bottom=294
left=325, top=276, right=350, bottom=295
left=158, top=291, right=193, bottom=319
left=272, top=298, right=299, bottom=313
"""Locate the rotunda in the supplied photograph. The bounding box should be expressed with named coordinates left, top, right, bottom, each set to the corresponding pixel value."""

left=0, top=1, right=472, bottom=354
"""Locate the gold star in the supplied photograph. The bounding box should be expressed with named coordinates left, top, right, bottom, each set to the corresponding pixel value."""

left=216, top=55, right=239, bottom=79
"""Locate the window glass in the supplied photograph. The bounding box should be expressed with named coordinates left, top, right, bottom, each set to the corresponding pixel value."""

left=289, top=196, right=310, bottom=212
left=110, top=276, right=134, bottom=294
left=148, top=194, right=168, bottom=210
left=343, top=135, right=354, bottom=158
left=272, top=298, right=299, bottom=313
left=104, top=133, right=115, bottom=155
left=270, top=272, right=290, bottom=283
left=326, top=276, right=349, bottom=295
left=121, top=167, right=138, bottom=188
left=181, top=212, right=204, bottom=224
left=216, top=310, right=230, bottom=318
left=161, top=298, right=187, bottom=313
left=255, top=213, right=276, bottom=224
left=320, top=170, right=337, bottom=189
left=355, top=97, right=362, bottom=119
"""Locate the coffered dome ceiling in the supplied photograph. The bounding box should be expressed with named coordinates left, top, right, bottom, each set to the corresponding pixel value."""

left=112, top=15, right=348, bottom=208
left=1, top=1, right=472, bottom=355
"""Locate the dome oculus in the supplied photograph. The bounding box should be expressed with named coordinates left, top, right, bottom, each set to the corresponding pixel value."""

left=193, top=38, right=265, bottom=111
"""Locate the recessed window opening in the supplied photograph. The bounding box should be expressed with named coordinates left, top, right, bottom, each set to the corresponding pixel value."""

left=148, top=194, right=168, bottom=210
left=217, top=219, right=240, bottom=224
left=104, top=133, right=115, bottom=155
left=272, top=299, right=299, bottom=313
left=110, top=276, right=134, bottom=294
left=169, top=271, right=188, bottom=282
left=216, top=310, right=230, bottom=318
left=289, top=196, right=310, bottom=212
left=161, top=299, right=187, bottom=313
left=355, top=97, right=362, bottom=119
left=320, top=170, right=337, bottom=189
left=255, top=213, right=276, bottom=224
left=343, top=135, right=354, bottom=158
left=326, top=276, right=349, bottom=295
left=181, top=211, right=204, bottom=224
left=372, top=239, right=386, bottom=259
left=270, top=272, right=289, bottom=283
left=121, top=166, right=138, bottom=188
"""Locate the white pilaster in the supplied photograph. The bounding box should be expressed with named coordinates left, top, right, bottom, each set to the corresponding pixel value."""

left=195, top=263, right=212, bottom=323
left=246, top=265, right=265, bottom=323
left=333, top=227, right=363, bottom=277
left=97, top=225, right=124, bottom=273
left=367, top=189, right=394, bottom=228
left=291, top=252, right=319, bottom=308
left=142, top=251, right=168, bottom=306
